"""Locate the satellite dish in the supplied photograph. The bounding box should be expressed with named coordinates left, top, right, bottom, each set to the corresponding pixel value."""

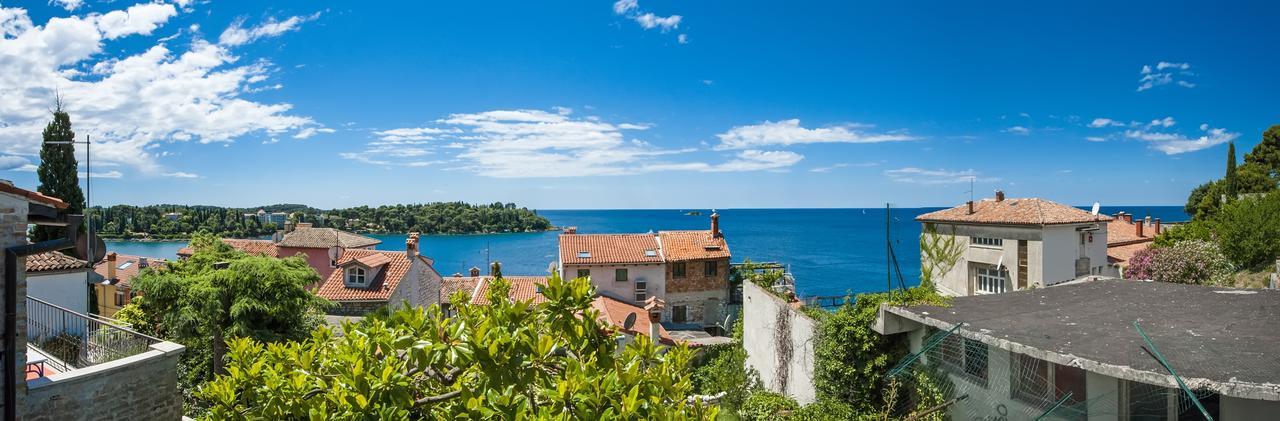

left=1090, top=202, right=1101, bottom=216
left=328, top=246, right=344, bottom=261
left=623, top=313, right=637, bottom=330
left=75, top=232, right=107, bottom=264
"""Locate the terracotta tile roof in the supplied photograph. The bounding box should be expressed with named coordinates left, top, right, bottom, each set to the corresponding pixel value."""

left=590, top=295, right=671, bottom=342
left=440, top=276, right=482, bottom=302
left=657, top=230, right=730, bottom=261
left=1107, top=242, right=1152, bottom=264
left=26, top=252, right=86, bottom=273
left=92, top=254, right=167, bottom=288
left=559, top=234, right=662, bottom=265
left=177, top=238, right=278, bottom=258
left=1106, top=218, right=1156, bottom=246
left=353, top=253, right=393, bottom=268
left=279, top=227, right=381, bottom=249
left=916, top=198, right=1113, bottom=226
left=0, top=182, right=67, bottom=209
left=314, top=249, right=413, bottom=302
left=469, top=276, right=551, bottom=305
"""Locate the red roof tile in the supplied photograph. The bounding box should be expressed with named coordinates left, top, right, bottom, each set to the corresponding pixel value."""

left=469, top=276, right=551, bottom=305
left=1106, top=218, right=1156, bottom=246
left=590, top=295, right=670, bottom=342
left=26, top=252, right=86, bottom=273
left=1107, top=242, right=1152, bottom=264
left=657, top=230, right=730, bottom=261
left=916, top=198, right=1113, bottom=226
left=559, top=234, right=662, bottom=265
left=353, top=253, right=392, bottom=268
left=0, top=182, right=67, bottom=209
left=279, top=227, right=380, bottom=249
left=92, top=254, right=167, bottom=288
left=314, top=249, right=414, bottom=302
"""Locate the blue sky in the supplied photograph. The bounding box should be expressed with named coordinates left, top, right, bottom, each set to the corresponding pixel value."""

left=0, top=1, right=1276, bottom=209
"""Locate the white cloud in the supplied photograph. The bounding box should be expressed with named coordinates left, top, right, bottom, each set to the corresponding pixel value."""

left=1088, top=118, right=1124, bottom=128
left=0, top=155, right=29, bottom=170
left=293, top=127, right=335, bottom=139
left=884, top=167, right=997, bottom=185
left=219, top=12, right=319, bottom=46
left=1137, top=61, right=1195, bottom=92
left=715, top=119, right=916, bottom=150
left=163, top=171, right=199, bottom=178
left=1085, top=136, right=1107, bottom=142
left=1125, top=124, right=1238, bottom=154
left=1146, top=116, right=1176, bottom=128
left=1003, top=126, right=1030, bottom=135
left=51, top=0, right=84, bottom=11
left=0, top=4, right=322, bottom=176
left=613, top=0, right=684, bottom=39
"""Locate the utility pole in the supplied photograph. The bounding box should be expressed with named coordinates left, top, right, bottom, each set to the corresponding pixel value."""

left=886, top=202, right=891, bottom=298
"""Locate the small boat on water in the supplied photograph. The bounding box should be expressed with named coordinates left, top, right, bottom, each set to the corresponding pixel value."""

left=684, top=210, right=702, bottom=216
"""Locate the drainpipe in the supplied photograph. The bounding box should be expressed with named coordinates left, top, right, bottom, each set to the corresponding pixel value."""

left=5, top=214, right=79, bottom=421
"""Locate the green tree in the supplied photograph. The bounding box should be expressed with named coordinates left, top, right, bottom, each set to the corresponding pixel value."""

left=1244, top=125, right=1280, bottom=179
left=1213, top=194, right=1280, bottom=270
left=198, top=274, right=717, bottom=419
left=31, top=102, right=86, bottom=243
left=129, top=234, right=330, bottom=412
left=1184, top=180, right=1214, bottom=218
left=1226, top=141, right=1238, bottom=200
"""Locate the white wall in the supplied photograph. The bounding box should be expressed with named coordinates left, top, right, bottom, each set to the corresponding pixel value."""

left=742, top=281, right=817, bottom=405
left=928, top=224, right=1042, bottom=296
left=1041, top=224, right=1108, bottom=285
left=27, top=271, right=88, bottom=314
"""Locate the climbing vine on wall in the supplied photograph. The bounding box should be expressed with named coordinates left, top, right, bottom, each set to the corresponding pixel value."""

left=920, top=223, right=964, bottom=290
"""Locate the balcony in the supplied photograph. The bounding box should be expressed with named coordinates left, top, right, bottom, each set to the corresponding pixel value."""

left=19, top=296, right=186, bottom=420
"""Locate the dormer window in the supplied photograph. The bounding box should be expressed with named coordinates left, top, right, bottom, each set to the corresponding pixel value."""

left=347, top=267, right=367, bottom=286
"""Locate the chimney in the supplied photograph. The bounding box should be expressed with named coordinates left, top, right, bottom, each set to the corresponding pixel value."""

left=967, top=200, right=974, bottom=214
left=710, top=212, right=721, bottom=238
left=995, top=190, right=1005, bottom=202
left=405, top=233, right=419, bottom=261
left=1135, top=220, right=1144, bottom=238
left=1123, top=213, right=1133, bottom=223
left=563, top=226, right=577, bottom=235
left=296, top=222, right=313, bottom=230
left=644, top=297, right=665, bottom=340
left=284, top=221, right=295, bottom=233
left=106, top=252, right=118, bottom=281
left=469, top=267, right=481, bottom=277
left=1144, top=216, right=1151, bottom=226
left=1153, top=218, right=1161, bottom=235
left=490, top=261, right=502, bottom=278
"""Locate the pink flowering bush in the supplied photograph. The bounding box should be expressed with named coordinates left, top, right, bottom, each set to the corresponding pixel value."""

left=1123, top=246, right=1159, bottom=280
left=1131, top=240, right=1234, bottom=285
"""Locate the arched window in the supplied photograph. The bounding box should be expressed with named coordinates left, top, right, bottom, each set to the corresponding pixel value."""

left=347, top=267, right=366, bottom=285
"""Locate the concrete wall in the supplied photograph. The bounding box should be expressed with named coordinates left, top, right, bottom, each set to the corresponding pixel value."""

left=27, top=271, right=89, bottom=315
left=927, top=223, right=1043, bottom=296
left=742, top=281, right=818, bottom=405
left=23, top=342, right=186, bottom=421
left=1041, top=224, right=1108, bottom=285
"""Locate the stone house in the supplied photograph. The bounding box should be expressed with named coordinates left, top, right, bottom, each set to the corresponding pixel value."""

left=313, top=234, right=443, bottom=315
left=916, top=191, right=1112, bottom=296
left=557, top=213, right=731, bottom=327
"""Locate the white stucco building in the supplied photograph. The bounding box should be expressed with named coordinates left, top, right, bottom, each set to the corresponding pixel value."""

left=916, top=191, right=1112, bottom=296
left=25, top=251, right=91, bottom=315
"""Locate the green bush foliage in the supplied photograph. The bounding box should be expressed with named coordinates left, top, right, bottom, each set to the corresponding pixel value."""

left=740, top=391, right=799, bottom=420
left=693, top=343, right=759, bottom=413
left=198, top=274, right=717, bottom=419
left=1212, top=194, right=1280, bottom=269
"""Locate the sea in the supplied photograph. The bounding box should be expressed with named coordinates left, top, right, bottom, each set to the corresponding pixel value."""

left=104, top=206, right=1188, bottom=297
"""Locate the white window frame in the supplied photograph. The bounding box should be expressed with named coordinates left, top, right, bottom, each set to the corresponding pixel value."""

left=971, top=236, right=1004, bottom=247
left=976, top=266, right=1009, bottom=294
left=347, top=267, right=367, bottom=286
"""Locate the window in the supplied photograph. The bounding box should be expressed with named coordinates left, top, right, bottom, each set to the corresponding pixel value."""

left=940, top=335, right=988, bottom=386
left=971, top=236, right=1003, bottom=247
left=635, top=292, right=647, bottom=303
left=577, top=251, right=591, bottom=259
left=976, top=266, right=1009, bottom=294
left=1010, top=353, right=1086, bottom=412
left=704, top=261, right=718, bottom=276
left=672, top=262, right=686, bottom=278
left=615, top=268, right=628, bottom=282
left=1121, top=380, right=1220, bottom=421
left=576, top=269, right=590, bottom=279
left=672, top=305, right=687, bottom=323
left=114, top=290, right=125, bottom=307
left=644, top=249, right=657, bottom=257
left=347, top=267, right=367, bottom=285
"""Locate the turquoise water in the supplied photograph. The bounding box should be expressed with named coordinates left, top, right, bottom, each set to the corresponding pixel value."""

left=104, top=206, right=1187, bottom=297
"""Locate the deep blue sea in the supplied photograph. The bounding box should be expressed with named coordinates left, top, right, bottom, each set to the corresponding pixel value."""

left=104, top=206, right=1187, bottom=297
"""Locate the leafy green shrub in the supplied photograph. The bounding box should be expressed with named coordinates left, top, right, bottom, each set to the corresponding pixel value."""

left=791, top=398, right=859, bottom=420
left=740, top=391, right=799, bottom=420
left=1213, top=194, right=1280, bottom=269
left=1152, top=220, right=1214, bottom=248
left=1144, top=240, right=1234, bottom=285
left=693, top=343, right=759, bottom=412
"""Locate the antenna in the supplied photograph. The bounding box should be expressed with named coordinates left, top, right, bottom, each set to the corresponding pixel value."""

left=968, top=177, right=975, bottom=203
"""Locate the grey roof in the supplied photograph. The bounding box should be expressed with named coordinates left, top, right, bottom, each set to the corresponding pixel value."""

left=278, top=228, right=381, bottom=249
left=887, top=279, right=1280, bottom=400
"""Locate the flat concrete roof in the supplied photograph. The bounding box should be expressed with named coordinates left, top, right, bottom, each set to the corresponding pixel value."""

left=886, top=279, right=1280, bottom=400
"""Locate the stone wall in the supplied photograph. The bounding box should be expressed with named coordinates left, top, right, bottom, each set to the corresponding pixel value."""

left=23, top=342, right=185, bottom=421
left=0, top=190, right=32, bottom=409
left=330, top=300, right=386, bottom=316
left=666, top=258, right=727, bottom=293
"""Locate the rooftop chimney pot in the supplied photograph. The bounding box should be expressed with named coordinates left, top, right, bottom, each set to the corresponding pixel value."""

left=967, top=201, right=974, bottom=214
left=1135, top=220, right=1144, bottom=238
left=995, top=190, right=1005, bottom=202
left=710, top=212, right=721, bottom=238
left=469, top=267, right=481, bottom=277
left=1153, top=218, right=1162, bottom=235
left=106, top=252, right=118, bottom=281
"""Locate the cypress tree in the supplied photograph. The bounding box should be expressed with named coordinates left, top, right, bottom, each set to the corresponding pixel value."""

left=31, top=101, right=86, bottom=243
left=1225, top=141, right=1238, bottom=201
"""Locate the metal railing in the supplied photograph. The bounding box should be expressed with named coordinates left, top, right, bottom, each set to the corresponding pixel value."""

left=25, top=297, right=161, bottom=373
